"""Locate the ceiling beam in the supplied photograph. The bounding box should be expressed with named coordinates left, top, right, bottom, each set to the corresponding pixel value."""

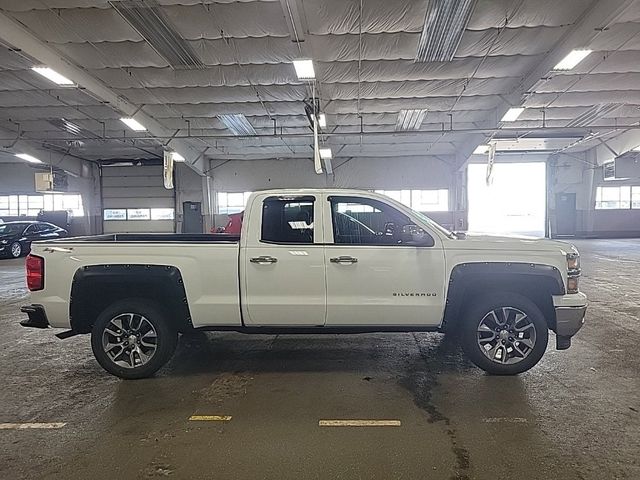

left=453, top=0, right=638, bottom=170
left=0, top=12, right=207, bottom=176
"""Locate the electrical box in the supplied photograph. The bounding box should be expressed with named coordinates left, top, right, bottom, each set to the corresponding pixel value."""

left=34, top=171, right=68, bottom=192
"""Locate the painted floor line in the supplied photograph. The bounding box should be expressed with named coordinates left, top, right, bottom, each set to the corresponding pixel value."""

left=189, top=415, right=232, bottom=422
left=0, top=422, right=66, bottom=430
left=318, top=420, right=402, bottom=427
left=482, top=417, right=528, bottom=423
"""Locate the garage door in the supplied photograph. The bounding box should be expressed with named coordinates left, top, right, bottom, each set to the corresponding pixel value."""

left=101, top=165, right=175, bottom=234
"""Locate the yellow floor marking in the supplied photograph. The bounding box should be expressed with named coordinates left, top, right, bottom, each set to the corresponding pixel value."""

left=318, top=420, right=401, bottom=427
left=189, top=415, right=232, bottom=421
left=0, top=422, right=66, bottom=430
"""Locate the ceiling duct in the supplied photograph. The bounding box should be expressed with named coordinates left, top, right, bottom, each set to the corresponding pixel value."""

left=217, top=114, right=257, bottom=136
left=395, top=109, right=428, bottom=131
left=110, top=0, right=204, bottom=69
left=565, top=103, right=623, bottom=128
left=47, top=118, right=102, bottom=140
left=415, top=0, right=477, bottom=63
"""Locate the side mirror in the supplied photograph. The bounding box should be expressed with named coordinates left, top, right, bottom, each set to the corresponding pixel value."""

left=400, top=224, right=435, bottom=247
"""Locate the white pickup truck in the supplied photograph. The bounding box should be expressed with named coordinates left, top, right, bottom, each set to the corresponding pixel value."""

left=20, top=189, right=587, bottom=379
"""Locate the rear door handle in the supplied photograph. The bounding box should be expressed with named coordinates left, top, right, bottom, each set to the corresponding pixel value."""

left=250, top=255, right=278, bottom=264
left=330, top=256, right=358, bottom=264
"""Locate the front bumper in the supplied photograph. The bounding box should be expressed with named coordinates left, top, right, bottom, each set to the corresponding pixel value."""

left=553, top=292, right=587, bottom=349
left=20, top=304, right=50, bottom=329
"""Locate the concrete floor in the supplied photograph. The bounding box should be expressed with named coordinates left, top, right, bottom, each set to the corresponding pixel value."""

left=0, top=239, right=638, bottom=479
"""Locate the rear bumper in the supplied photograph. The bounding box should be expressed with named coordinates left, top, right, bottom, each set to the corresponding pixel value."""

left=20, top=304, right=50, bottom=329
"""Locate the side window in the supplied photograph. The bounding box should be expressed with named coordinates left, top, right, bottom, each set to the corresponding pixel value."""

left=330, top=196, right=426, bottom=246
left=261, top=196, right=315, bottom=244
left=25, top=224, right=38, bottom=234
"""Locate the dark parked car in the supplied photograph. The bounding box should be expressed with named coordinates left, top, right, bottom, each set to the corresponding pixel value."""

left=0, top=221, right=68, bottom=259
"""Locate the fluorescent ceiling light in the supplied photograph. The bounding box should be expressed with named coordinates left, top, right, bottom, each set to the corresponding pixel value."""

left=553, top=49, right=592, bottom=71
left=31, top=67, right=74, bottom=86
left=293, top=59, right=315, bottom=79
left=319, top=148, right=332, bottom=160
left=473, top=144, right=490, bottom=154
left=318, top=113, right=326, bottom=128
left=217, top=114, right=257, bottom=136
left=171, top=152, right=185, bottom=162
left=110, top=0, right=203, bottom=68
left=415, top=0, right=478, bottom=62
left=15, top=153, right=43, bottom=164
left=501, top=107, right=525, bottom=122
left=565, top=103, right=622, bottom=128
left=395, top=109, right=428, bottom=131
left=120, top=117, right=147, bottom=131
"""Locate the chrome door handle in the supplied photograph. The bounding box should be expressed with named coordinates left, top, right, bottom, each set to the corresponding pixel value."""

left=250, top=255, right=278, bottom=264
left=330, top=256, right=358, bottom=264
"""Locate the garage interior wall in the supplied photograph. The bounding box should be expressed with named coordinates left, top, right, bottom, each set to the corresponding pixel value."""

left=0, top=162, right=95, bottom=236
left=101, top=165, right=175, bottom=234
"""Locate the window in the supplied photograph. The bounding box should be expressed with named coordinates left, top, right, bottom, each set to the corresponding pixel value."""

left=217, top=191, right=252, bottom=214
left=0, top=193, right=83, bottom=217
left=127, top=208, right=151, bottom=220
left=151, top=208, right=175, bottom=220
left=261, top=197, right=314, bottom=244
left=331, top=196, right=426, bottom=246
left=595, top=186, right=632, bottom=209
left=375, top=189, right=449, bottom=212
left=103, top=209, right=127, bottom=221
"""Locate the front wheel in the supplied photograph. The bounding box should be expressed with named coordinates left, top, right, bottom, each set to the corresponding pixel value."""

left=10, top=242, right=22, bottom=258
left=91, top=300, right=178, bottom=379
left=461, top=292, right=549, bottom=375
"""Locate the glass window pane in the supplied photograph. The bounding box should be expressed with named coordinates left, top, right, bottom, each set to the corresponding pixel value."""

left=632, top=186, right=640, bottom=209
left=262, top=198, right=314, bottom=244
left=150, top=208, right=175, bottom=220
left=103, top=209, right=127, bottom=220
left=127, top=208, right=151, bottom=220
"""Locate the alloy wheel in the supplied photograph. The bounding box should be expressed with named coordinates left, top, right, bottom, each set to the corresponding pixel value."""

left=476, top=307, right=537, bottom=365
left=101, top=313, right=158, bottom=369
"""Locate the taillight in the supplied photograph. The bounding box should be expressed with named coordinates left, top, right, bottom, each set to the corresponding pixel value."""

left=26, top=255, right=44, bottom=291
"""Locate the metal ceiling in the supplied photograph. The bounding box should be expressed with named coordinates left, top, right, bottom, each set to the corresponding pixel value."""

left=0, top=0, right=639, bottom=169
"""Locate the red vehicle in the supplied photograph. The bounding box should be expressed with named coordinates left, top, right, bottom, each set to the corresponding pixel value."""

left=212, top=212, right=243, bottom=235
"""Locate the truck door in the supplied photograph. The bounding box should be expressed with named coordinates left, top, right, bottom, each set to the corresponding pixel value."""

left=241, top=194, right=326, bottom=326
left=323, top=195, right=446, bottom=326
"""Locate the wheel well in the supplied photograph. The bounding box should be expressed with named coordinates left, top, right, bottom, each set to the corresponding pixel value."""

left=442, top=263, right=563, bottom=333
left=70, top=265, right=193, bottom=334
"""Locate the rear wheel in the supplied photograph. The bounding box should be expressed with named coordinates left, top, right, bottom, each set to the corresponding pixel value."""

left=91, top=300, right=178, bottom=379
left=10, top=242, right=22, bottom=258
left=461, top=292, right=548, bottom=375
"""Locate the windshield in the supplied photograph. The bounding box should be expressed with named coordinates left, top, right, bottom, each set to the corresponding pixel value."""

left=0, top=223, right=27, bottom=235
left=412, top=211, right=457, bottom=239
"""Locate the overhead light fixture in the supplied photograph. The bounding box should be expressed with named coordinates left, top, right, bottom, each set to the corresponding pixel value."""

left=217, top=114, right=257, bottom=136
left=553, top=49, right=592, bottom=71
left=501, top=107, right=525, bottom=122
left=31, top=67, right=74, bottom=86
left=415, top=0, right=478, bottom=62
left=473, top=144, right=490, bottom=154
left=318, top=113, right=326, bottom=128
left=47, top=118, right=101, bottom=139
left=395, top=109, right=428, bottom=131
left=632, top=145, right=640, bottom=152
left=120, top=117, right=147, bottom=131
left=565, top=103, right=622, bottom=128
left=15, top=153, right=43, bottom=164
left=171, top=152, right=185, bottom=162
left=293, top=59, right=315, bottom=79
left=110, top=0, right=204, bottom=68
left=319, top=148, right=332, bottom=160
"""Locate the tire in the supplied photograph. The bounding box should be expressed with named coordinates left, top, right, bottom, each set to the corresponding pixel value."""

left=460, top=292, right=549, bottom=375
left=10, top=242, right=22, bottom=258
left=91, top=299, right=178, bottom=379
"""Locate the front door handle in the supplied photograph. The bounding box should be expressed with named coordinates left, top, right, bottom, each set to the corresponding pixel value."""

left=330, top=256, right=358, bottom=264
left=250, top=255, right=278, bottom=264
